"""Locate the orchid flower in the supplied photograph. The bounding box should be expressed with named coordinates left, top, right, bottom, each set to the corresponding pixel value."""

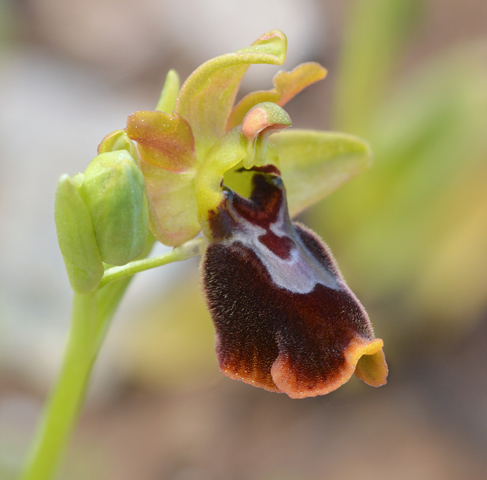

left=101, top=30, right=387, bottom=398
left=26, top=29, right=391, bottom=480
left=56, top=30, right=387, bottom=398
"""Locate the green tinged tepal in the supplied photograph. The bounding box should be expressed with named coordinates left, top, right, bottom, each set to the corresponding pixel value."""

left=80, top=150, right=149, bottom=265
left=54, top=174, right=104, bottom=294
left=54, top=144, right=149, bottom=294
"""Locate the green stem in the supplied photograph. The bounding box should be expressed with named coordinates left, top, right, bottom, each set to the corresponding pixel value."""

left=19, top=237, right=205, bottom=480
left=19, top=293, right=98, bottom=480
left=99, top=237, right=206, bottom=288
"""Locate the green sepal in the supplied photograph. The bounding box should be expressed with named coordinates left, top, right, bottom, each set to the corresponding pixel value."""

left=175, top=30, right=287, bottom=157
left=80, top=150, right=149, bottom=265
left=155, top=69, right=180, bottom=113
left=54, top=174, right=104, bottom=294
left=270, top=129, right=372, bottom=217
left=139, top=161, right=200, bottom=247
left=126, top=111, right=197, bottom=173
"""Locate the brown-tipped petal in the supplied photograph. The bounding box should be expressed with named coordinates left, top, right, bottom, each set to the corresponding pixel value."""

left=202, top=172, right=387, bottom=398
left=272, top=337, right=386, bottom=399
left=227, top=63, right=327, bottom=130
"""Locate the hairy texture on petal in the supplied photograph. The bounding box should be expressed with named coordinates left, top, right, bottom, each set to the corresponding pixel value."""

left=126, top=111, right=196, bottom=173
left=228, top=63, right=327, bottom=130
left=202, top=173, right=387, bottom=398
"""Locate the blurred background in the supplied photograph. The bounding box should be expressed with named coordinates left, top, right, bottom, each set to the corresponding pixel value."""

left=1, top=0, right=487, bottom=479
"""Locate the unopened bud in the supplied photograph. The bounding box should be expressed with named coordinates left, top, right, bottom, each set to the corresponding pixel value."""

left=55, top=174, right=104, bottom=294
left=80, top=150, right=149, bottom=266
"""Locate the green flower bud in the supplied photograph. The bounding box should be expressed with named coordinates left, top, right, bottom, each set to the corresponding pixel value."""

left=55, top=174, right=104, bottom=294
left=98, top=129, right=138, bottom=159
left=80, top=150, right=149, bottom=266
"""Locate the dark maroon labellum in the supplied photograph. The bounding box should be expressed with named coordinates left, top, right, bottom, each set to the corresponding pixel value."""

left=202, top=171, right=387, bottom=398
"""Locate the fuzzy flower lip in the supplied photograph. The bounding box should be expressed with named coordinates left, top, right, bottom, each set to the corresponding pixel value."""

left=203, top=171, right=387, bottom=398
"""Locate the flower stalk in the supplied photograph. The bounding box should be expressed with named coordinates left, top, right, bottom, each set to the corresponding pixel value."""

left=19, top=240, right=204, bottom=480
left=19, top=292, right=98, bottom=480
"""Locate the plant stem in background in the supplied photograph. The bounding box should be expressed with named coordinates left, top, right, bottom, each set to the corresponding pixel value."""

left=333, top=0, right=420, bottom=135
left=19, top=292, right=98, bottom=480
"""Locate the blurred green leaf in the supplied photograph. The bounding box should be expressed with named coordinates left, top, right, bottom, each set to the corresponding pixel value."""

left=333, top=0, right=423, bottom=135
left=317, top=41, right=487, bottom=339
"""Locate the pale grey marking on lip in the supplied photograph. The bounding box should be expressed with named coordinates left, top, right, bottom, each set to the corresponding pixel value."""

left=223, top=211, right=341, bottom=295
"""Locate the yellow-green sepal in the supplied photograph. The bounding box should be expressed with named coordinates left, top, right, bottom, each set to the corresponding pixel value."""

left=270, top=129, right=372, bottom=217
left=155, top=69, right=180, bottom=113
left=55, top=174, right=104, bottom=294
left=139, top=162, right=200, bottom=247
left=175, top=30, right=287, bottom=157
left=126, top=111, right=197, bottom=173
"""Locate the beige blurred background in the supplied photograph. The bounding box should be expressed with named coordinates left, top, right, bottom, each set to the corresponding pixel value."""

left=1, top=0, right=487, bottom=479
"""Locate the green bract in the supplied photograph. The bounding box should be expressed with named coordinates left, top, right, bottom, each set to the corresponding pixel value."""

left=124, top=30, right=372, bottom=247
